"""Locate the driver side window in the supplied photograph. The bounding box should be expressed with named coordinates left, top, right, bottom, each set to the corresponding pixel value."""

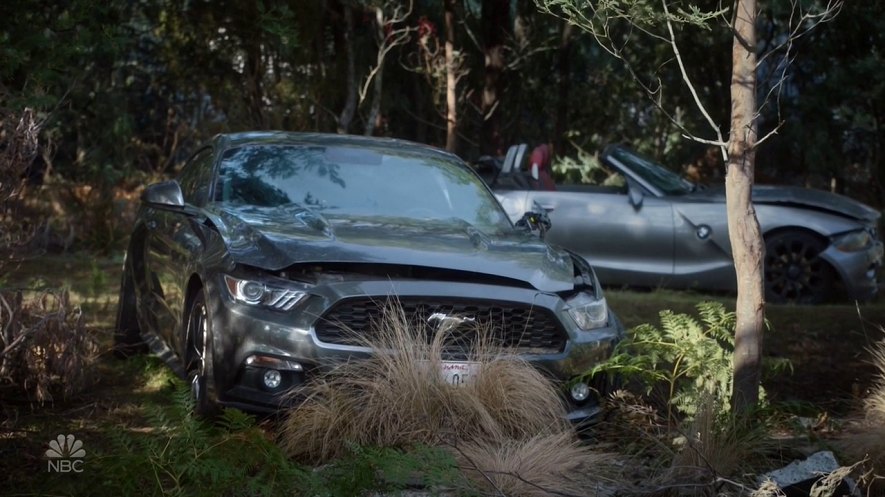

left=178, top=148, right=215, bottom=206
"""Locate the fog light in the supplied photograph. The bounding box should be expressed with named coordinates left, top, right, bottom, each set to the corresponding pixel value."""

left=570, top=382, right=590, bottom=402
left=263, top=369, right=282, bottom=389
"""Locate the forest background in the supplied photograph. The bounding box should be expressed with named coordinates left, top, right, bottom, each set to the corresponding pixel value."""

left=2, top=0, right=883, bottom=254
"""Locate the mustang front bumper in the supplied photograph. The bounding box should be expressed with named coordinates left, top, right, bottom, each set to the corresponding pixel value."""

left=202, top=275, right=624, bottom=420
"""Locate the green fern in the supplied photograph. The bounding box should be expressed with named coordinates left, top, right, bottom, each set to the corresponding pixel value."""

left=591, top=301, right=786, bottom=421
left=90, top=379, right=460, bottom=496
left=94, top=380, right=316, bottom=497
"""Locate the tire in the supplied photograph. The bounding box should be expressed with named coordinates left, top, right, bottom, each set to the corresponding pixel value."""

left=113, top=257, right=147, bottom=358
left=185, top=290, right=219, bottom=417
left=764, top=231, right=834, bottom=304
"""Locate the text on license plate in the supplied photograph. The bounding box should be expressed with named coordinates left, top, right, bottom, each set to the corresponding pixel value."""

left=440, top=361, right=481, bottom=386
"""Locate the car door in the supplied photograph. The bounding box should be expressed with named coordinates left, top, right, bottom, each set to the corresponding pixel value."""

left=144, top=147, right=215, bottom=348
left=670, top=200, right=737, bottom=290
left=527, top=182, right=676, bottom=287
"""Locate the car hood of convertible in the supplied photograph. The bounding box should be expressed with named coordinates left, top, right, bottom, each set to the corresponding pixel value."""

left=686, top=185, right=880, bottom=222
left=208, top=205, right=577, bottom=293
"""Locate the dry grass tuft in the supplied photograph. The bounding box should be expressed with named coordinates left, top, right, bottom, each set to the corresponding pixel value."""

left=838, top=335, right=885, bottom=491
left=0, top=290, right=99, bottom=404
left=751, top=479, right=785, bottom=497
left=279, top=304, right=569, bottom=462
left=665, top=395, right=773, bottom=495
left=278, top=303, right=626, bottom=494
left=453, top=431, right=618, bottom=497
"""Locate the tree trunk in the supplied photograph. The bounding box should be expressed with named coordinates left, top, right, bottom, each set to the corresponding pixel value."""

left=480, top=0, right=509, bottom=155
left=365, top=7, right=385, bottom=137
left=337, top=3, right=357, bottom=134
left=554, top=21, right=574, bottom=158
left=728, top=0, right=766, bottom=414
left=444, top=0, right=458, bottom=152
left=244, top=29, right=265, bottom=128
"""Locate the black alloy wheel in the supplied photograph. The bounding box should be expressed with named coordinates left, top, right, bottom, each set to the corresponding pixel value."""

left=764, top=231, right=833, bottom=304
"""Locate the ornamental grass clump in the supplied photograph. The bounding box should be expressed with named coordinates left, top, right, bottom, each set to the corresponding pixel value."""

left=278, top=304, right=567, bottom=461
left=278, top=303, right=621, bottom=496
left=839, top=332, right=885, bottom=492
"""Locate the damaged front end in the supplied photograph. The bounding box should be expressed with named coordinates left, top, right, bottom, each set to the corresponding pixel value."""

left=205, top=258, right=623, bottom=421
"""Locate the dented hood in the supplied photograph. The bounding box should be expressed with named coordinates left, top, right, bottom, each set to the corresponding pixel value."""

left=208, top=205, right=576, bottom=293
left=688, top=185, right=880, bottom=222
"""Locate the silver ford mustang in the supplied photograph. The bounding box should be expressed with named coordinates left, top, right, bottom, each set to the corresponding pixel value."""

left=492, top=144, right=884, bottom=304
left=114, top=132, right=623, bottom=419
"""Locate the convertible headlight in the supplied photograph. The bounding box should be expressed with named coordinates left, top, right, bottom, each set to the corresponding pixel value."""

left=832, top=230, right=872, bottom=252
left=566, top=293, right=608, bottom=330
left=223, top=275, right=308, bottom=311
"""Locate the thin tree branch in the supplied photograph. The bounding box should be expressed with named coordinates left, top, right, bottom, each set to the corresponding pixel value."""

left=756, top=0, right=842, bottom=67
left=754, top=121, right=784, bottom=147
left=662, top=0, right=727, bottom=160
left=358, top=1, right=416, bottom=104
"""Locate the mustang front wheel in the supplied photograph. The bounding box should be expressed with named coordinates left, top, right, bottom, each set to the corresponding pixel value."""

left=764, top=231, right=833, bottom=304
left=186, top=290, right=219, bottom=417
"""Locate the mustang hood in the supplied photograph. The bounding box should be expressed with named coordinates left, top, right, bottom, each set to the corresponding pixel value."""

left=210, top=205, right=576, bottom=293
left=690, top=185, right=880, bottom=222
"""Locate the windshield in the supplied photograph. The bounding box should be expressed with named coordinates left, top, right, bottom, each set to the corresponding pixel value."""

left=216, top=144, right=512, bottom=233
left=609, top=147, right=693, bottom=196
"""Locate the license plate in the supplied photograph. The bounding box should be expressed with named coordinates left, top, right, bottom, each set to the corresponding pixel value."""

left=439, top=361, right=481, bottom=386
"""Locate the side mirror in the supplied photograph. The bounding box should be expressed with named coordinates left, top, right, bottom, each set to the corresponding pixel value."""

left=142, top=180, right=185, bottom=208
left=515, top=210, right=552, bottom=239
left=627, top=183, right=644, bottom=209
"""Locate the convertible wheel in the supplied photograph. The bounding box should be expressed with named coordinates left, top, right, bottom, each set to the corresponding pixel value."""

left=113, top=258, right=146, bottom=358
left=186, top=291, right=219, bottom=417
left=764, top=231, right=833, bottom=304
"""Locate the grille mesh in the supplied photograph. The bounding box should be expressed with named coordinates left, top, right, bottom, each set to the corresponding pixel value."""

left=314, top=297, right=568, bottom=354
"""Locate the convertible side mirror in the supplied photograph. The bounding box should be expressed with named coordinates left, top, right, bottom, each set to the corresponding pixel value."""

left=142, top=180, right=185, bottom=209
left=627, top=183, right=644, bottom=209
left=516, top=210, right=552, bottom=239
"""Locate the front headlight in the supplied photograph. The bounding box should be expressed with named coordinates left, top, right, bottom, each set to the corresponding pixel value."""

left=832, top=230, right=872, bottom=252
left=566, top=293, right=608, bottom=330
left=223, top=274, right=308, bottom=311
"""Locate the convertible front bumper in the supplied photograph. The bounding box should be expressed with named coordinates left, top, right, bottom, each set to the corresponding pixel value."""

left=821, top=239, right=884, bottom=301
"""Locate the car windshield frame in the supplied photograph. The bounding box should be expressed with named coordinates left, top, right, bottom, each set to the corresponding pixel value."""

left=215, top=143, right=514, bottom=234
left=607, top=146, right=693, bottom=196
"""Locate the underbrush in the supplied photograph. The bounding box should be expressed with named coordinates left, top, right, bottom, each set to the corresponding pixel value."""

left=588, top=302, right=860, bottom=496
left=0, top=289, right=99, bottom=405
left=3, top=250, right=879, bottom=496
left=839, top=332, right=885, bottom=491
left=36, top=378, right=460, bottom=497
left=96, top=383, right=319, bottom=497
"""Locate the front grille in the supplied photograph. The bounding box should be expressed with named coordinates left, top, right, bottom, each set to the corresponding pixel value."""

left=314, top=297, right=568, bottom=354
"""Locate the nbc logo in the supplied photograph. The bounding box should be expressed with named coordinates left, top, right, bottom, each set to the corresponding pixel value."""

left=46, top=434, right=85, bottom=473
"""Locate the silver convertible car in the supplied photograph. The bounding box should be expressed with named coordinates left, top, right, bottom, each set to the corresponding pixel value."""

left=491, top=144, right=884, bottom=304
left=114, top=132, right=623, bottom=419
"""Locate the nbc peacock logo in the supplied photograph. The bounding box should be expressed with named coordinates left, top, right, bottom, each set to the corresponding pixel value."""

left=45, top=434, right=85, bottom=473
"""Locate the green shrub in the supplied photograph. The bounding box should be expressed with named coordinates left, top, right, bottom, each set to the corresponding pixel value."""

left=96, top=383, right=313, bottom=497
left=89, top=379, right=464, bottom=497
left=590, top=301, right=789, bottom=421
